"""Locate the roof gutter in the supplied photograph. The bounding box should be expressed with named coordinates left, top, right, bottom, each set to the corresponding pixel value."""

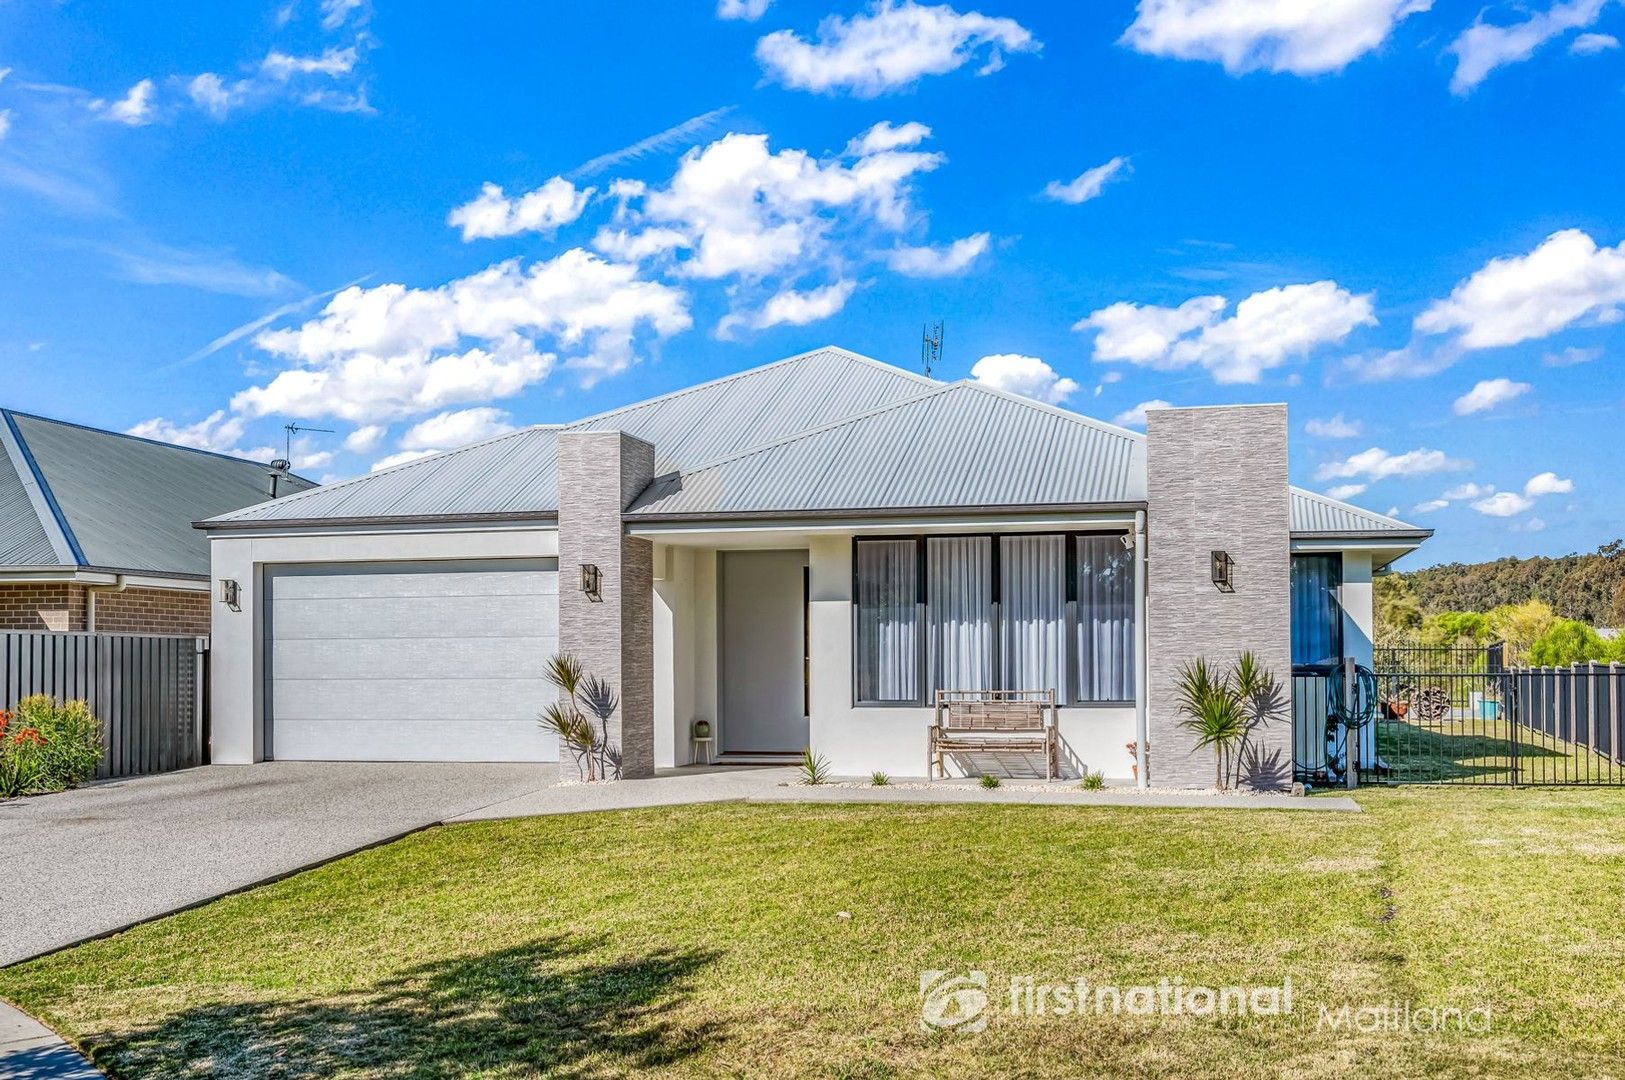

left=85, top=574, right=127, bottom=633
left=195, top=511, right=561, bottom=532
left=625, top=501, right=1150, bottom=525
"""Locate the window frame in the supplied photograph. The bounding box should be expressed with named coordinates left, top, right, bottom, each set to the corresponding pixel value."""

left=850, top=531, right=1137, bottom=708
left=1290, top=552, right=1345, bottom=672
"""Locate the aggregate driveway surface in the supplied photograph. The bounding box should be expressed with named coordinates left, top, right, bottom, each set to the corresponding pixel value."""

left=0, top=762, right=556, bottom=967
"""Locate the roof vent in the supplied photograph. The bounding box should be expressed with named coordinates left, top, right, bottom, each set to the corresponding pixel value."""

left=267, top=459, right=292, bottom=498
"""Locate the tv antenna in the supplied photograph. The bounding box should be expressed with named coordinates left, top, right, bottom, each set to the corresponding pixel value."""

left=921, top=320, right=944, bottom=378
left=283, top=421, right=334, bottom=461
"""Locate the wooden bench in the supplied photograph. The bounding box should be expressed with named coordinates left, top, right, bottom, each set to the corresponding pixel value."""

left=928, top=689, right=1058, bottom=780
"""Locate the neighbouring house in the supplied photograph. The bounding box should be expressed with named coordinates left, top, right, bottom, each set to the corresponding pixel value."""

left=0, top=409, right=313, bottom=636
left=198, top=347, right=1431, bottom=786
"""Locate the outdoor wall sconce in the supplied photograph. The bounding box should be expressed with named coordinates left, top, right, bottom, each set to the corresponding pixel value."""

left=580, top=563, right=602, bottom=602
left=218, top=579, right=241, bottom=610
left=1210, top=550, right=1235, bottom=593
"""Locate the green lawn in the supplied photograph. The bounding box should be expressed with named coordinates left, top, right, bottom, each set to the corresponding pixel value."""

left=4, top=789, right=1625, bottom=1078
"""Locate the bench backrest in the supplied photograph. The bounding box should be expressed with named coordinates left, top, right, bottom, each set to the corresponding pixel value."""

left=936, top=690, right=1054, bottom=732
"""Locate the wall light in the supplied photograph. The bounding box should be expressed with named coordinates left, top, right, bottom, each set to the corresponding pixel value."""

left=580, top=563, right=602, bottom=602
left=1210, top=550, right=1234, bottom=593
left=218, top=579, right=241, bottom=610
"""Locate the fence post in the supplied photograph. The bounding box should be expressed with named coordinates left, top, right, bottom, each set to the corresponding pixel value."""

left=1613, top=662, right=1622, bottom=769
left=1344, top=656, right=1358, bottom=790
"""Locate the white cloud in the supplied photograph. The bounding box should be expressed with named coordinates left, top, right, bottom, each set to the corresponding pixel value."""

left=447, top=179, right=594, bottom=241
left=103, top=241, right=295, bottom=297
left=1442, top=482, right=1491, bottom=500
left=1042, top=157, right=1128, bottom=204
left=1121, top=0, right=1432, bottom=76
left=1413, top=498, right=1450, bottom=513
left=1544, top=345, right=1602, bottom=366
left=1524, top=471, right=1574, bottom=497
left=1316, top=446, right=1472, bottom=482
left=1448, top=0, right=1609, bottom=94
left=756, top=0, right=1039, bottom=97
left=95, top=79, right=156, bottom=125
left=1473, top=491, right=1535, bottom=516
left=1516, top=516, right=1548, bottom=532
left=718, top=0, right=772, bottom=21
left=1079, top=281, right=1375, bottom=384
left=845, top=120, right=932, bottom=156
left=261, top=46, right=359, bottom=80
left=970, top=354, right=1081, bottom=405
left=1453, top=376, right=1532, bottom=415
left=885, top=232, right=990, bottom=277
left=399, top=407, right=514, bottom=451
left=127, top=410, right=249, bottom=454
left=343, top=424, right=387, bottom=453
left=186, top=73, right=247, bottom=118
left=1415, top=229, right=1625, bottom=350
left=320, top=0, right=370, bottom=31
left=1325, top=483, right=1369, bottom=500
left=570, top=106, right=736, bottom=179
left=722, top=280, right=858, bottom=336
left=1305, top=413, right=1363, bottom=438
left=237, top=248, right=692, bottom=421
left=370, top=448, right=440, bottom=472
left=1112, top=398, right=1174, bottom=427
left=0, top=109, right=10, bottom=140
left=1571, top=31, right=1621, bottom=53
left=607, top=129, right=943, bottom=280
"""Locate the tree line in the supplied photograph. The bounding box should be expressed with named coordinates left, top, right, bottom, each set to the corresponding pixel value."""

left=1379, top=540, right=1625, bottom=629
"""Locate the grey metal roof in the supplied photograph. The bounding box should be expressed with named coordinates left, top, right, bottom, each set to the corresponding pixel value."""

left=0, top=410, right=315, bottom=576
left=206, top=425, right=563, bottom=526
left=627, top=381, right=1146, bottom=518
left=206, top=346, right=936, bottom=527
left=1289, top=487, right=1430, bottom=539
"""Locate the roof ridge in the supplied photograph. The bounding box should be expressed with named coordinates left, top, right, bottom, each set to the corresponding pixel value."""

left=945, top=379, right=1148, bottom=443
left=1, top=410, right=85, bottom=565
left=637, top=381, right=962, bottom=482
left=4, top=408, right=306, bottom=472
left=1290, top=485, right=1424, bottom=532
left=564, top=345, right=938, bottom=431
left=210, top=424, right=560, bottom=522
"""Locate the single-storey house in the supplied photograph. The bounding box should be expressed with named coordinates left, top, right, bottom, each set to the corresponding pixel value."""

left=0, top=409, right=312, bottom=635
left=198, top=347, right=1431, bottom=786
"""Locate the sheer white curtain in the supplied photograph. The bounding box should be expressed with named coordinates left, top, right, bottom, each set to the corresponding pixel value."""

left=856, top=539, right=918, bottom=702
left=928, top=537, right=993, bottom=693
left=1076, top=534, right=1135, bottom=701
left=1000, top=535, right=1066, bottom=697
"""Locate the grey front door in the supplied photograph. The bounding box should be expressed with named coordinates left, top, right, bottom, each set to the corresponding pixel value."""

left=720, top=549, right=810, bottom=754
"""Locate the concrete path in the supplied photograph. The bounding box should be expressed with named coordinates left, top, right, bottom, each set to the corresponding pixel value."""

left=0, top=762, right=556, bottom=968
left=0, top=1000, right=100, bottom=1078
left=750, top=783, right=1362, bottom=811
left=449, top=765, right=799, bottom=821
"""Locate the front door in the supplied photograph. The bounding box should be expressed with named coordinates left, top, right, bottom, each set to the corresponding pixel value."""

left=720, top=549, right=810, bottom=754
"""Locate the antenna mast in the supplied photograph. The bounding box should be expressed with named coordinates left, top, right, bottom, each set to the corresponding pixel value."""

left=283, top=421, right=335, bottom=462
left=921, top=320, right=944, bottom=378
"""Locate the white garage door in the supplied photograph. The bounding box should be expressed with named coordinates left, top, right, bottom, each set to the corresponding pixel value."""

left=264, top=560, right=559, bottom=762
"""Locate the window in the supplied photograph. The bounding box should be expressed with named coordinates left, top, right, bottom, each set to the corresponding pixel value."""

left=855, top=532, right=1138, bottom=705
left=927, top=536, right=993, bottom=692
left=1291, top=554, right=1343, bottom=667
left=855, top=538, right=918, bottom=702
left=1001, top=535, right=1066, bottom=698
left=1076, top=534, right=1135, bottom=701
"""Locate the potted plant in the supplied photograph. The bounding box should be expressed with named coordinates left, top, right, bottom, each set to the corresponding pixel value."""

left=691, top=719, right=712, bottom=740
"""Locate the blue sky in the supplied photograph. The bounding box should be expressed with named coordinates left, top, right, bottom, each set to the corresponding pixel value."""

left=1, top=0, right=1622, bottom=566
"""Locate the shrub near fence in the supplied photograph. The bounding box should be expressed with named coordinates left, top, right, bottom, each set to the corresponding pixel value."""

left=0, top=632, right=206, bottom=781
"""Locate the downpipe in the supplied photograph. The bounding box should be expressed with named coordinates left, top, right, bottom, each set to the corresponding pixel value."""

left=84, top=574, right=127, bottom=633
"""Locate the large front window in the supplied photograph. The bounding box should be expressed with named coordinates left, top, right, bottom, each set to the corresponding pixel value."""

left=854, top=533, right=1137, bottom=705
left=1290, top=554, right=1344, bottom=668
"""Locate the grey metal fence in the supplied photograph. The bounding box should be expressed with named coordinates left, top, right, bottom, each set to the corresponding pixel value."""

left=1, top=632, right=207, bottom=780
left=1509, top=663, right=1625, bottom=779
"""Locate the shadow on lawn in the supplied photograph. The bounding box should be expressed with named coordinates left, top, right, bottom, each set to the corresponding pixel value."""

left=95, top=934, right=724, bottom=1079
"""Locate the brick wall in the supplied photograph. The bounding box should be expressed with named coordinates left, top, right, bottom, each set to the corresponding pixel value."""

left=0, top=583, right=86, bottom=632
left=0, top=583, right=208, bottom=635
left=1145, top=405, right=1293, bottom=790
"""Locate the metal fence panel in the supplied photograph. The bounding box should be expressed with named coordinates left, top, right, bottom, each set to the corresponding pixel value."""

left=1, top=631, right=207, bottom=780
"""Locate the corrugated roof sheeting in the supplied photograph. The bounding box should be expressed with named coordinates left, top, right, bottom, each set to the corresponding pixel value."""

left=209, top=426, right=562, bottom=523
left=11, top=412, right=317, bottom=575
left=0, top=438, right=60, bottom=565
left=1289, top=488, right=1426, bottom=535
left=628, top=382, right=1146, bottom=516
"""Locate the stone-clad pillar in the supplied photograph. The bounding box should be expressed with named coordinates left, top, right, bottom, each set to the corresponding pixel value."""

left=556, top=431, right=656, bottom=780
left=1145, top=405, right=1293, bottom=789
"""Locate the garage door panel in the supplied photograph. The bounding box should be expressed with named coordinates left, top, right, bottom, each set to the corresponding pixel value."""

left=271, top=719, right=555, bottom=763
left=265, top=560, right=560, bottom=762
left=271, top=677, right=555, bottom=722
left=271, top=635, right=557, bottom=679
left=270, top=594, right=546, bottom=641
left=268, top=561, right=557, bottom=600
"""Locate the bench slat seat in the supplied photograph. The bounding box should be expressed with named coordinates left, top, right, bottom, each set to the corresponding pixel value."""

left=928, top=689, right=1057, bottom=780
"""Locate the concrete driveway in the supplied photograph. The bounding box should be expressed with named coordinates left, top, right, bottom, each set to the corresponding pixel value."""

left=0, top=762, right=557, bottom=967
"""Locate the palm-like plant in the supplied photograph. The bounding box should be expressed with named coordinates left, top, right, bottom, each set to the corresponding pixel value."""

left=1173, top=654, right=1274, bottom=790
left=538, top=653, right=622, bottom=781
